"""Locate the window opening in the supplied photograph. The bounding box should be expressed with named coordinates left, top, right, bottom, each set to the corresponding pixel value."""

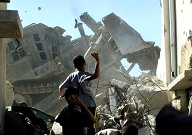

left=33, top=33, right=41, bottom=42
left=36, top=43, right=44, bottom=51
left=7, top=39, right=26, bottom=61
left=39, top=52, right=47, bottom=60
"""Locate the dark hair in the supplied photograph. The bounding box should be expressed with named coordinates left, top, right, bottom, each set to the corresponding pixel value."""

left=73, top=55, right=86, bottom=69
left=155, top=104, right=192, bottom=135
left=64, top=87, right=79, bottom=99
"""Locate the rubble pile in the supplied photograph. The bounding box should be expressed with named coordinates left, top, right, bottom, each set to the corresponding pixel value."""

left=4, top=11, right=163, bottom=134
left=95, top=73, right=168, bottom=134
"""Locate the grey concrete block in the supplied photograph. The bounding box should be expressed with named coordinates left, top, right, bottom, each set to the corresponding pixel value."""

left=0, top=10, right=23, bottom=38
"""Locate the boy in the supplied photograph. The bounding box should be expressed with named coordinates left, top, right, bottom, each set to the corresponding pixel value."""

left=57, top=87, right=96, bottom=135
left=59, top=51, right=100, bottom=135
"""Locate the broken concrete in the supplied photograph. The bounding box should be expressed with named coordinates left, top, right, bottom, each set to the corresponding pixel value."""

left=0, top=10, right=23, bottom=38
left=4, top=12, right=164, bottom=134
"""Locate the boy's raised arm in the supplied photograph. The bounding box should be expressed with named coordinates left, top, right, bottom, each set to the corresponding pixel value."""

left=90, top=52, right=100, bottom=80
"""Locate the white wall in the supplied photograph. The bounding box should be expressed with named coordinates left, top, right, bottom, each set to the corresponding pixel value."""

left=156, top=0, right=192, bottom=84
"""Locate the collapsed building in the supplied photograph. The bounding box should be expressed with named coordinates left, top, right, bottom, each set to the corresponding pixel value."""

left=5, top=12, right=164, bottom=134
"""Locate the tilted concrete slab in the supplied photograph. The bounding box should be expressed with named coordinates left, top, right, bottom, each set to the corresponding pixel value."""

left=102, top=13, right=152, bottom=55
left=0, top=10, right=23, bottom=38
left=168, top=69, right=192, bottom=91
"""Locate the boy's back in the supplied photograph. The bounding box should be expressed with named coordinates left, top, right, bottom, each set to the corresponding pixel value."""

left=61, top=70, right=96, bottom=107
left=61, top=105, right=88, bottom=135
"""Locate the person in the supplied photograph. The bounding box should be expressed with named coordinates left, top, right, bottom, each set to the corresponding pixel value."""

left=59, top=51, right=100, bottom=135
left=57, top=87, right=96, bottom=135
left=95, top=125, right=138, bottom=135
left=155, top=104, right=192, bottom=135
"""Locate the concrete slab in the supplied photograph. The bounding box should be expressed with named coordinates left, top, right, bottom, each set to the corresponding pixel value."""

left=0, top=10, right=23, bottom=38
left=102, top=13, right=152, bottom=55
left=168, top=69, right=192, bottom=91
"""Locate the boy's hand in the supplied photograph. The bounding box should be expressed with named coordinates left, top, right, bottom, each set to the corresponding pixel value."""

left=91, top=52, right=99, bottom=62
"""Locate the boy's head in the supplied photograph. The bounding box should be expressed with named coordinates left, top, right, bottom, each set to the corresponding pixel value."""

left=73, top=55, right=86, bottom=70
left=64, top=87, right=79, bottom=102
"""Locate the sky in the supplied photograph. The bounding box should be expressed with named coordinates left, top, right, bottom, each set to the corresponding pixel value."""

left=7, top=0, right=162, bottom=77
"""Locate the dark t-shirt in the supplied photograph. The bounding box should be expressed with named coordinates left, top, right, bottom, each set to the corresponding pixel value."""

left=61, top=105, right=89, bottom=135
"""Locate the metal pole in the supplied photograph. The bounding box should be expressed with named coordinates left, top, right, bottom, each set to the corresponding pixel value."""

left=127, top=63, right=136, bottom=74
left=162, top=0, right=171, bottom=85
left=0, top=3, right=7, bottom=134
left=170, top=0, right=177, bottom=79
